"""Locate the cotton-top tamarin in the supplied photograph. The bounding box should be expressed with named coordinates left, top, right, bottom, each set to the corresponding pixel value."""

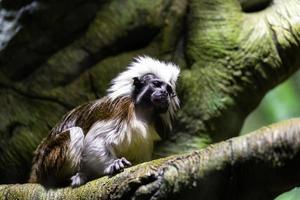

left=29, top=56, right=180, bottom=187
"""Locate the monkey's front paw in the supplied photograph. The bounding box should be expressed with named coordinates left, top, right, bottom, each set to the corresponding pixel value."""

left=70, top=172, right=87, bottom=188
left=105, top=157, right=132, bottom=175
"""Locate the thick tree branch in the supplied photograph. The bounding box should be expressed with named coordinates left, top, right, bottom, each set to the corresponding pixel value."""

left=155, top=0, right=300, bottom=157
left=1, top=118, right=300, bottom=199
left=178, top=0, right=300, bottom=141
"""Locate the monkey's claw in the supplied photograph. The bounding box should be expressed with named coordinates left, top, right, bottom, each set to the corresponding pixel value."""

left=106, top=157, right=132, bottom=175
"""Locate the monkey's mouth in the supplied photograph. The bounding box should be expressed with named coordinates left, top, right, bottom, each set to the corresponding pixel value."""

left=151, top=94, right=169, bottom=113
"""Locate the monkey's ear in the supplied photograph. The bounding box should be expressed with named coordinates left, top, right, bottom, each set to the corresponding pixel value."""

left=133, top=77, right=143, bottom=87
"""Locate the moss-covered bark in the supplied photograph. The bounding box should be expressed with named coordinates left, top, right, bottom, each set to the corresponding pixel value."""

left=180, top=0, right=300, bottom=140
left=1, top=119, right=300, bottom=199
left=157, top=0, right=300, bottom=156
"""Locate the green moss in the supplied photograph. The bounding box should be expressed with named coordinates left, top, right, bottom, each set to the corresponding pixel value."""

left=0, top=89, right=67, bottom=183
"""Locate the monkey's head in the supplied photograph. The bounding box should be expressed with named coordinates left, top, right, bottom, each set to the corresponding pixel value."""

left=107, top=56, right=180, bottom=129
left=132, top=73, right=175, bottom=114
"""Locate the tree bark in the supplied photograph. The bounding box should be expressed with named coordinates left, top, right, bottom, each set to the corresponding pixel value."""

left=1, top=119, right=300, bottom=200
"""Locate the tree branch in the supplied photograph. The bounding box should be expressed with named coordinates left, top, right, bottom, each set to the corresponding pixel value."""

left=178, top=0, right=300, bottom=141
left=1, top=118, right=300, bottom=199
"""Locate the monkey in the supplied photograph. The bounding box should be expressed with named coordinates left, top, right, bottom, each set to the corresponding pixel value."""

left=28, top=56, right=180, bottom=188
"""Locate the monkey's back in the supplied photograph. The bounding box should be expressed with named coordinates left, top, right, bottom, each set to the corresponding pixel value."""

left=29, top=96, right=134, bottom=186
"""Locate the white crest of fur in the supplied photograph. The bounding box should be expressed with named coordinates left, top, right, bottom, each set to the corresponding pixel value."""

left=107, top=56, right=180, bottom=129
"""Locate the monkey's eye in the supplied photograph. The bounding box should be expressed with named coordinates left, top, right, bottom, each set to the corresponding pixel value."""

left=166, top=85, right=173, bottom=94
left=152, top=81, right=162, bottom=87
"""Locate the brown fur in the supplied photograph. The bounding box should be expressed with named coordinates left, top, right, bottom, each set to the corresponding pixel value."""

left=29, top=96, right=134, bottom=186
left=49, top=96, right=134, bottom=136
left=29, top=130, right=71, bottom=186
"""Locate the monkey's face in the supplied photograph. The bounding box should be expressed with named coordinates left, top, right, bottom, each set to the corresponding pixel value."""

left=133, top=74, right=175, bottom=113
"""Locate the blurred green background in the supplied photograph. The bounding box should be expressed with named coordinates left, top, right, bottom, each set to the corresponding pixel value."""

left=240, top=69, right=300, bottom=200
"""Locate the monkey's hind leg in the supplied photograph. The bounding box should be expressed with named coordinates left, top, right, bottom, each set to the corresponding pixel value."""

left=29, top=127, right=84, bottom=188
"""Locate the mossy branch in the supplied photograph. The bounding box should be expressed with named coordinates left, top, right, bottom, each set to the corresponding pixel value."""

left=179, top=0, right=300, bottom=140
left=1, top=118, right=300, bottom=200
left=154, top=0, right=300, bottom=157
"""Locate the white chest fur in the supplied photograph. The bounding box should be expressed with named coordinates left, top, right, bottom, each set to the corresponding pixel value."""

left=83, top=115, right=160, bottom=174
left=113, top=116, right=160, bottom=164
